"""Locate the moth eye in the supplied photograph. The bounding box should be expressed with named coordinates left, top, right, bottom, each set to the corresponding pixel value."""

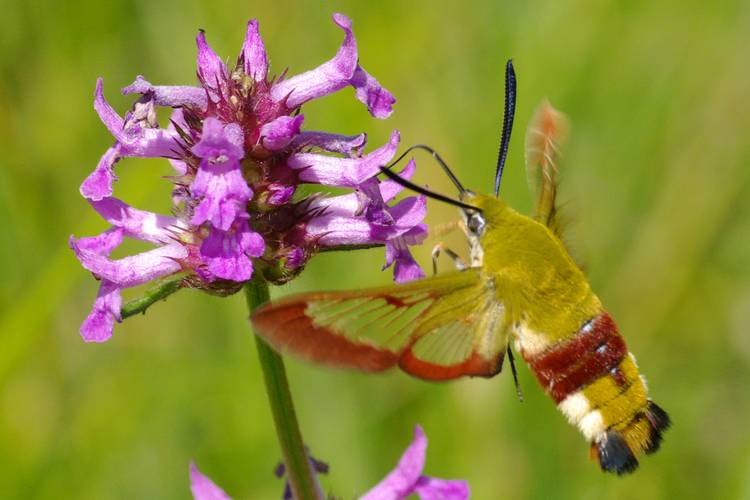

left=467, top=212, right=486, bottom=234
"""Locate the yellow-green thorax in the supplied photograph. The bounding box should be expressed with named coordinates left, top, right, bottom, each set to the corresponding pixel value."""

left=464, top=193, right=601, bottom=344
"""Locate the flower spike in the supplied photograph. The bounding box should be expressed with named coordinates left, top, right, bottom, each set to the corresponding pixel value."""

left=73, top=14, right=425, bottom=341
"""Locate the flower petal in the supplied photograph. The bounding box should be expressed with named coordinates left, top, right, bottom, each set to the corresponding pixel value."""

left=267, top=184, right=296, bottom=205
left=89, top=197, right=183, bottom=245
left=381, top=196, right=427, bottom=236
left=401, top=222, right=428, bottom=246
left=357, top=178, right=394, bottom=226
left=393, top=256, right=424, bottom=283
left=190, top=463, right=232, bottom=500
left=384, top=228, right=427, bottom=284
left=167, top=109, right=190, bottom=175
left=284, top=247, right=306, bottom=270
left=270, top=14, right=394, bottom=117
left=307, top=196, right=424, bottom=247
left=291, top=131, right=367, bottom=157
left=240, top=226, right=266, bottom=258
left=196, top=30, right=228, bottom=99
left=380, top=158, right=416, bottom=202
left=70, top=237, right=186, bottom=287
left=192, top=118, right=244, bottom=160
left=414, top=476, right=471, bottom=500
left=95, top=79, right=182, bottom=158
left=71, top=225, right=186, bottom=342
left=73, top=227, right=124, bottom=256
left=350, top=65, right=396, bottom=119
left=94, top=78, right=124, bottom=132
left=80, top=144, right=121, bottom=201
left=305, top=215, right=379, bottom=246
left=360, top=425, right=428, bottom=500
left=80, top=280, right=122, bottom=343
left=289, top=130, right=399, bottom=187
left=122, top=75, right=208, bottom=110
left=192, top=198, right=240, bottom=231
left=242, top=19, right=268, bottom=82
left=190, top=119, right=251, bottom=230
left=260, top=115, right=304, bottom=151
left=307, top=160, right=416, bottom=217
left=199, top=221, right=264, bottom=282
left=270, top=13, right=358, bottom=108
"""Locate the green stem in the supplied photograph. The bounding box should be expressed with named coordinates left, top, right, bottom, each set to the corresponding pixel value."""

left=244, top=280, right=322, bottom=500
left=121, top=275, right=185, bottom=319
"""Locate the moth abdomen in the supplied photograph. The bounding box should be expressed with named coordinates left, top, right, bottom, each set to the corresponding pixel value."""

left=642, top=400, right=671, bottom=454
left=592, top=400, right=671, bottom=474
left=594, top=430, right=639, bottom=475
left=521, top=311, right=671, bottom=474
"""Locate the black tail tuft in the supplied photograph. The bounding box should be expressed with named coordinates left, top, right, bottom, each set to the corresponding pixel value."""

left=644, top=400, right=671, bottom=454
left=596, top=431, right=639, bottom=475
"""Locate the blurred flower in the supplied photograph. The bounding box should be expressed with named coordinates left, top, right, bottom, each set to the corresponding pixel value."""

left=71, top=13, right=426, bottom=342
left=360, top=425, right=470, bottom=500
left=190, top=463, right=231, bottom=500
left=190, top=459, right=329, bottom=500
left=191, top=426, right=469, bottom=500
left=274, top=454, right=329, bottom=500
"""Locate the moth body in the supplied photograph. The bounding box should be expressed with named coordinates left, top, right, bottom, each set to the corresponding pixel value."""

left=465, top=193, right=670, bottom=474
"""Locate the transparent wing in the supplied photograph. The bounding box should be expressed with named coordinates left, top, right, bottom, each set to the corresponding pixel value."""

left=251, top=269, right=509, bottom=380
left=525, top=99, right=569, bottom=235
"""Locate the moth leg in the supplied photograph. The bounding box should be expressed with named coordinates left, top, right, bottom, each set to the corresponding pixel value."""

left=457, top=219, right=474, bottom=253
left=429, top=220, right=461, bottom=239
left=431, top=243, right=467, bottom=275
left=507, top=346, right=524, bottom=403
left=457, top=218, right=469, bottom=238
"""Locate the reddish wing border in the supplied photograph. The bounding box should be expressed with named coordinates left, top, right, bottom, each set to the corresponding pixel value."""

left=252, top=297, right=400, bottom=372
left=399, top=349, right=504, bottom=380
left=251, top=270, right=506, bottom=379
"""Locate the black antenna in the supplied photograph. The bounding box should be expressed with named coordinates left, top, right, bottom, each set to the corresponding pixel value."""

left=387, top=144, right=466, bottom=194
left=378, top=167, right=481, bottom=212
left=494, top=59, right=517, bottom=197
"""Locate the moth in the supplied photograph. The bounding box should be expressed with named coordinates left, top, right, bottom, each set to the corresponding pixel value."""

left=252, top=61, right=670, bottom=474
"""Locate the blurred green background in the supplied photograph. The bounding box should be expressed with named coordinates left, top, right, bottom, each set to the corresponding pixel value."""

left=1, top=0, right=749, bottom=498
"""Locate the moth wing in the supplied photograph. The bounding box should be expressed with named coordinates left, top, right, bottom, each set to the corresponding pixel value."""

left=251, top=269, right=509, bottom=381
left=524, top=99, right=569, bottom=236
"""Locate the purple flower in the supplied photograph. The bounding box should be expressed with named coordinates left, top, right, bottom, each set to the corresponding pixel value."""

left=303, top=159, right=427, bottom=261
left=270, top=13, right=395, bottom=118
left=190, top=119, right=251, bottom=231
left=69, top=198, right=190, bottom=342
left=189, top=425, right=469, bottom=500
left=290, top=131, right=367, bottom=156
left=190, top=463, right=231, bottom=500
left=260, top=115, right=305, bottom=151
left=384, top=224, right=428, bottom=283
left=288, top=130, right=400, bottom=187
left=243, top=20, right=268, bottom=82
left=72, top=13, right=426, bottom=342
left=190, top=459, right=327, bottom=500
left=361, top=426, right=470, bottom=500
left=199, top=217, right=265, bottom=282
left=274, top=454, right=330, bottom=500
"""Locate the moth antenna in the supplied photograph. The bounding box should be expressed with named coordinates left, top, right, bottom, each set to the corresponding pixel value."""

left=386, top=144, right=466, bottom=195
left=378, top=167, right=481, bottom=212
left=494, top=59, right=517, bottom=196
left=507, top=346, right=523, bottom=402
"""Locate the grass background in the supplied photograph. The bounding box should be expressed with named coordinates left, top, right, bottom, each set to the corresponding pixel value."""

left=1, top=0, right=749, bottom=498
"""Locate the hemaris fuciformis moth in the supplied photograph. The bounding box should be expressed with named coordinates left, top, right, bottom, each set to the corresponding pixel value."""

left=252, top=61, right=670, bottom=474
